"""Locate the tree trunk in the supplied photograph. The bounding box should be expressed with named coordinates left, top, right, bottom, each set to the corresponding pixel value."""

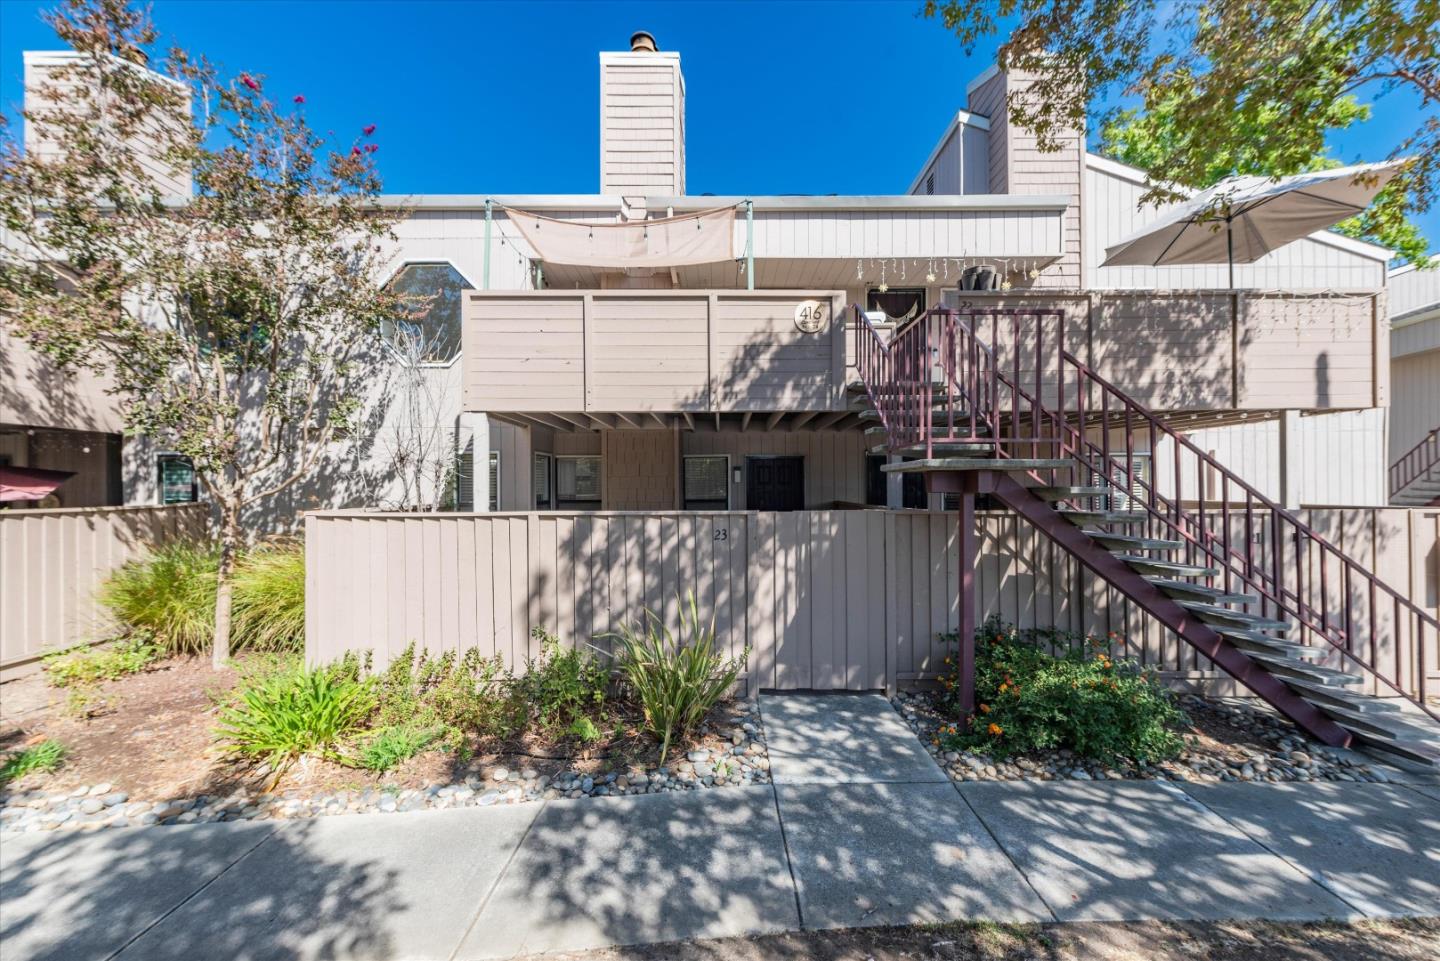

left=212, top=504, right=241, bottom=669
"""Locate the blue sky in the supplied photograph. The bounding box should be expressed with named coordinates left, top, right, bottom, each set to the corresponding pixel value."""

left=1, top=0, right=1434, bottom=253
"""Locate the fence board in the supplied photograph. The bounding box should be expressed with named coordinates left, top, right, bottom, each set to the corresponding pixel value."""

left=304, top=507, right=1440, bottom=697
left=0, top=505, right=208, bottom=677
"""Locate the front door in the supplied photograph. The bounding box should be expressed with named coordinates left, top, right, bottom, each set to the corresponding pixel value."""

left=746, top=456, right=804, bottom=511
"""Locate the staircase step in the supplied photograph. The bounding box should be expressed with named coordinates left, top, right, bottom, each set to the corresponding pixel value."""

left=1114, top=555, right=1219, bottom=578
left=864, top=424, right=992, bottom=438
left=1313, top=703, right=1420, bottom=740
left=1145, top=578, right=1260, bottom=606
left=1086, top=532, right=1184, bottom=552
left=1247, top=651, right=1363, bottom=686
left=869, top=442, right=996, bottom=457
left=858, top=408, right=973, bottom=422
left=1057, top=510, right=1148, bottom=527
left=1031, top=485, right=1114, bottom=502
left=882, top=457, right=1073, bottom=473
left=1351, top=732, right=1440, bottom=768
left=1177, top=601, right=1291, bottom=632
left=1288, top=679, right=1410, bottom=714
left=1219, top=630, right=1327, bottom=661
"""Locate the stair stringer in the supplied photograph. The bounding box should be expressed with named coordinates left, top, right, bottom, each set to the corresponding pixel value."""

left=986, top=473, right=1354, bottom=748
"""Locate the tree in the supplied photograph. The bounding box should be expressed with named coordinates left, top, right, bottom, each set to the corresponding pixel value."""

left=923, top=0, right=1439, bottom=267
left=0, top=0, right=413, bottom=666
left=1100, top=93, right=1431, bottom=266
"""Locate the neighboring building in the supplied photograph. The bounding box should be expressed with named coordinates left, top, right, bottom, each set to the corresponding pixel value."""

left=1386, top=255, right=1440, bottom=506
left=2, top=36, right=1399, bottom=519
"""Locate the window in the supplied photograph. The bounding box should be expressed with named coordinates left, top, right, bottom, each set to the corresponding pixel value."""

left=489, top=452, right=499, bottom=512
left=533, top=453, right=553, bottom=509
left=456, top=446, right=498, bottom=512
left=157, top=453, right=197, bottom=504
left=1096, top=453, right=1152, bottom=512
left=556, top=455, right=602, bottom=507
left=382, top=263, right=473, bottom=364
left=683, top=455, right=729, bottom=510
left=867, top=287, right=926, bottom=325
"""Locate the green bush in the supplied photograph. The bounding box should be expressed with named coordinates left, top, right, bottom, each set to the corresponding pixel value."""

left=230, top=542, right=306, bottom=652
left=605, top=592, right=748, bottom=764
left=937, top=618, right=1187, bottom=764
left=43, top=635, right=160, bottom=687
left=99, top=542, right=218, bottom=654
left=516, top=628, right=609, bottom=739
left=99, top=540, right=307, bottom=655
left=0, top=739, right=67, bottom=786
left=369, top=644, right=522, bottom=745
left=354, top=724, right=442, bottom=772
left=216, top=663, right=374, bottom=778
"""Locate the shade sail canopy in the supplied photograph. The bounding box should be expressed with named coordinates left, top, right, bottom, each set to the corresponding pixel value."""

left=1101, top=160, right=1404, bottom=269
left=0, top=466, right=75, bottom=502
left=506, top=205, right=736, bottom=269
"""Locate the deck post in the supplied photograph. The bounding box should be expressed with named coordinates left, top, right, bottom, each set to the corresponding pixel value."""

left=956, top=472, right=979, bottom=719
left=745, top=200, right=754, bottom=290
left=483, top=198, right=492, bottom=290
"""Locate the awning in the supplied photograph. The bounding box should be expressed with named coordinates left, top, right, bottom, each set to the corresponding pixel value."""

left=0, top=466, right=76, bottom=502
left=506, top=205, right=736, bottom=269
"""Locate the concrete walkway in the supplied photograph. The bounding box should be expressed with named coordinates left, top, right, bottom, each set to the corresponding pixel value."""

left=2, top=693, right=1438, bottom=960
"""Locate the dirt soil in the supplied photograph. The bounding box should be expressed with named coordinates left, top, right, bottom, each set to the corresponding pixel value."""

left=515, top=918, right=1440, bottom=961
left=0, top=655, right=749, bottom=800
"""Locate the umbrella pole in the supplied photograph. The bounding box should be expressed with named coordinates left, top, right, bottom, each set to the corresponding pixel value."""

left=1227, top=217, right=1235, bottom=289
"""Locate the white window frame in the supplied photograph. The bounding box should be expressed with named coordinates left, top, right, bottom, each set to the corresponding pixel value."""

left=682, top=454, right=731, bottom=510
left=488, top=450, right=500, bottom=513
left=377, top=259, right=477, bottom=370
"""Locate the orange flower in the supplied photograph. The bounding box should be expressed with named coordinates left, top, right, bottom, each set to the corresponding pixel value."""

left=979, top=703, right=991, bottom=714
left=998, top=682, right=1009, bottom=694
left=987, top=722, right=1004, bottom=736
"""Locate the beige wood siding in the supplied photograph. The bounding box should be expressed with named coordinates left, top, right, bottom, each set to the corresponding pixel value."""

left=1238, top=294, right=1379, bottom=409
left=305, top=507, right=1440, bottom=696
left=602, top=429, right=677, bottom=510
left=1, top=327, right=124, bottom=433
left=463, top=294, right=585, bottom=410
left=1091, top=293, right=1234, bottom=410
left=1392, top=348, right=1440, bottom=457
left=0, top=504, right=208, bottom=677
left=599, top=52, right=684, bottom=195
left=464, top=291, right=846, bottom=413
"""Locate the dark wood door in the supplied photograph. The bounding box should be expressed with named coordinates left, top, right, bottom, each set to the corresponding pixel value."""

left=746, top=456, right=804, bottom=511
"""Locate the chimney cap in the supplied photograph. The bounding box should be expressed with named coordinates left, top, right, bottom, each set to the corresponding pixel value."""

left=630, top=31, right=658, bottom=52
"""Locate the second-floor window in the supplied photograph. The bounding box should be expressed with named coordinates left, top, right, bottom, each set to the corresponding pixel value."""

left=383, top=262, right=473, bottom=365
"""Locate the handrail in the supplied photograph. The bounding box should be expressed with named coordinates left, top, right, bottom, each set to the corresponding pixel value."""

left=1390, top=428, right=1440, bottom=499
left=857, top=304, right=1440, bottom=727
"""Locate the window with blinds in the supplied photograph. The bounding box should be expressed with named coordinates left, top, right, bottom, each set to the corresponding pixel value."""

left=1097, top=453, right=1152, bottom=512
left=533, top=453, right=552, bottom=509
left=683, top=455, right=729, bottom=510
left=556, top=455, right=601, bottom=505
left=453, top=444, right=497, bottom=512
left=488, top=451, right=499, bottom=512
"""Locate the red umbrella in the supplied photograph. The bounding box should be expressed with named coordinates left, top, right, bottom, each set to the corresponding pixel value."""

left=0, top=466, right=77, bottom=502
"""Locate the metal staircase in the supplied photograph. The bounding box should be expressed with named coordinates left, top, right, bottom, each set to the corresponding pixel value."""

left=1390, top=429, right=1440, bottom=507
left=853, top=304, right=1440, bottom=766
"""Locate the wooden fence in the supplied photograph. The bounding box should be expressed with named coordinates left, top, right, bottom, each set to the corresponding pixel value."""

left=0, top=504, right=209, bottom=679
left=305, top=507, right=1439, bottom=697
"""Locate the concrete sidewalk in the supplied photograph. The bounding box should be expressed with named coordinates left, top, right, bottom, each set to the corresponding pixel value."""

left=2, top=696, right=1438, bottom=960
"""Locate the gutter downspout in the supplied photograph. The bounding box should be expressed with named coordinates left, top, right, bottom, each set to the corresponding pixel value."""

left=745, top=200, right=754, bottom=290
left=483, top=198, right=493, bottom=290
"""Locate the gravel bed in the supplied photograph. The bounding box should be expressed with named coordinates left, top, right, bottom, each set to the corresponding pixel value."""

left=894, top=690, right=1396, bottom=784
left=0, top=706, right=771, bottom=835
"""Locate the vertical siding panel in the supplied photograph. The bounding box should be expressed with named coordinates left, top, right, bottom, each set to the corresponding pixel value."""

left=752, top=511, right=778, bottom=691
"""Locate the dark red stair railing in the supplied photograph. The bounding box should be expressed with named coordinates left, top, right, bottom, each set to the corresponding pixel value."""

left=1390, top=428, right=1440, bottom=502
left=853, top=303, right=1440, bottom=730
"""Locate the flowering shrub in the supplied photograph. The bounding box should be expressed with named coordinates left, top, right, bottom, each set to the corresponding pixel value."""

left=935, top=618, right=1187, bottom=764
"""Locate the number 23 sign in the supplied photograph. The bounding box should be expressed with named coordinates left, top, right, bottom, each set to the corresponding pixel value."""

left=793, top=300, right=828, bottom=333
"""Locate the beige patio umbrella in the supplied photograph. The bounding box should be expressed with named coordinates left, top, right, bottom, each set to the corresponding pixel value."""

left=1101, top=160, right=1406, bottom=286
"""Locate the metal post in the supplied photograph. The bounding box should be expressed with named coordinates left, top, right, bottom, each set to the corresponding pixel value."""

left=745, top=200, right=754, bottom=290
left=1226, top=217, right=1234, bottom=290
left=483, top=198, right=493, bottom=290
